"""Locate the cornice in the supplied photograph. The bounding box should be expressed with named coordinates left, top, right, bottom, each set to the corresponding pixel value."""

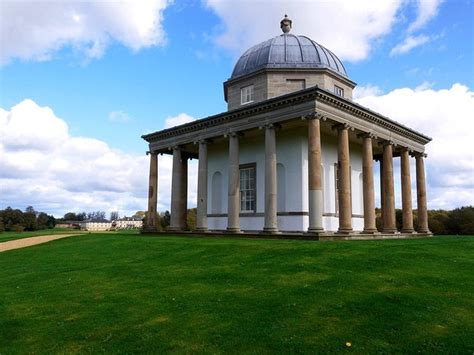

left=142, top=86, right=432, bottom=146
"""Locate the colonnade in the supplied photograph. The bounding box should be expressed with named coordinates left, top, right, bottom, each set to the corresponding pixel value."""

left=145, top=115, right=430, bottom=235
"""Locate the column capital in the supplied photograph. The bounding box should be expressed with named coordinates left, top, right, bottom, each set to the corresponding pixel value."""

left=302, top=111, right=327, bottom=121
left=224, top=131, right=244, bottom=138
left=258, top=123, right=282, bottom=130
left=356, top=132, right=377, bottom=139
left=193, top=139, right=212, bottom=145
left=168, top=145, right=182, bottom=152
left=378, top=139, right=396, bottom=147
left=411, top=151, right=428, bottom=158
left=332, top=122, right=354, bottom=131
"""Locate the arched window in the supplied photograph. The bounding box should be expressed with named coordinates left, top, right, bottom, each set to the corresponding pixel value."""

left=212, top=171, right=223, bottom=213
left=277, top=163, right=286, bottom=212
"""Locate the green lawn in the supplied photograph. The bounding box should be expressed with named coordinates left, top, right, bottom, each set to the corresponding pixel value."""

left=0, top=228, right=85, bottom=243
left=0, top=234, right=473, bottom=353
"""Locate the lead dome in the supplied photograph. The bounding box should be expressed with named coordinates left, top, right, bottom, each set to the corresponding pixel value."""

left=231, top=23, right=347, bottom=80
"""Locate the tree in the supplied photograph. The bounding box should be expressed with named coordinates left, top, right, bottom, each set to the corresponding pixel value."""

left=64, top=212, right=77, bottom=221
left=133, top=211, right=146, bottom=220
left=46, top=215, right=56, bottom=229
left=160, top=211, right=171, bottom=230
left=36, top=212, right=49, bottom=229
left=186, top=208, right=197, bottom=231
left=110, top=211, right=119, bottom=221
left=23, top=206, right=38, bottom=231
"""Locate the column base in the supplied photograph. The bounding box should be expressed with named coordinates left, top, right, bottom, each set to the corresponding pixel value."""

left=167, top=226, right=185, bottom=232
left=336, top=228, right=353, bottom=235
left=362, top=228, right=379, bottom=234
left=261, top=228, right=280, bottom=234
left=226, top=228, right=242, bottom=234
left=305, top=229, right=326, bottom=237
left=417, top=229, right=432, bottom=235
left=382, top=228, right=399, bottom=234
left=401, top=228, right=415, bottom=234
left=195, top=228, right=209, bottom=233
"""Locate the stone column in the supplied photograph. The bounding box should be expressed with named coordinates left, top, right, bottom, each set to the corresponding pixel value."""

left=382, top=142, right=397, bottom=233
left=337, top=124, right=352, bottom=233
left=145, top=151, right=158, bottom=231
left=308, top=115, right=324, bottom=233
left=400, top=148, right=414, bottom=233
left=263, top=124, right=278, bottom=233
left=361, top=134, right=377, bottom=233
left=180, top=155, right=188, bottom=229
left=379, top=157, right=384, bottom=228
left=169, top=147, right=187, bottom=231
left=196, top=141, right=208, bottom=232
left=415, top=153, right=430, bottom=234
left=227, top=133, right=241, bottom=232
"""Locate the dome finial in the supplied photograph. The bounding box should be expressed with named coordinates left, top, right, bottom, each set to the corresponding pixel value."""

left=280, top=14, right=292, bottom=34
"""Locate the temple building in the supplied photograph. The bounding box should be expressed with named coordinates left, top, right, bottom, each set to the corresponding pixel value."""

left=142, top=16, right=432, bottom=238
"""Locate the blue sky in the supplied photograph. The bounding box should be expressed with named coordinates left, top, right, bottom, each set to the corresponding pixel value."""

left=0, top=0, right=473, bottom=216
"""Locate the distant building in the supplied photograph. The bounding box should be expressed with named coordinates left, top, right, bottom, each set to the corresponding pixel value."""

left=79, top=220, right=112, bottom=231
left=114, top=217, right=143, bottom=229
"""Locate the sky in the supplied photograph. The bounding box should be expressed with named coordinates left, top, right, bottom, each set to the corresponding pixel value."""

left=0, top=0, right=473, bottom=218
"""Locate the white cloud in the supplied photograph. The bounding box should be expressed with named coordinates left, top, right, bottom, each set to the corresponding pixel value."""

left=353, top=84, right=383, bottom=99
left=390, top=34, right=430, bottom=56
left=204, top=0, right=404, bottom=62
left=0, top=0, right=171, bottom=65
left=0, top=99, right=197, bottom=217
left=408, top=0, right=443, bottom=33
left=109, top=110, right=132, bottom=123
left=355, top=83, right=474, bottom=209
left=164, top=113, right=196, bottom=128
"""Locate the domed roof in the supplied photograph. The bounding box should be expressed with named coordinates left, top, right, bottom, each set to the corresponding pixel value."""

left=230, top=18, right=347, bottom=80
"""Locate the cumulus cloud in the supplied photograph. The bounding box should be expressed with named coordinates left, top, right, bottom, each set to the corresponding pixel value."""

left=355, top=83, right=474, bottom=209
left=408, top=0, right=443, bottom=33
left=204, top=0, right=403, bottom=61
left=390, top=34, right=431, bottom=56
left=164, top=113, right=196, bottom=128
left=0, top=100, right=197, bottom=217
left=0, top=0, right=171, bottom=65
left=353, top=84, right=383, bottom=99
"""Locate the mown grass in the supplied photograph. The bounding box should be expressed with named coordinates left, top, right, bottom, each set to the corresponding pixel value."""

left=0, top=234, right=473, bottom=353
left=0, top=228, right=85, bottom=243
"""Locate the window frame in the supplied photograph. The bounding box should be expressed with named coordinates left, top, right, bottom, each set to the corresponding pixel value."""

left=240, top=85, right=254, bottom=105
left=334, top=85, right=344, bottom=97
left=239, top=163, right=257, bottom=213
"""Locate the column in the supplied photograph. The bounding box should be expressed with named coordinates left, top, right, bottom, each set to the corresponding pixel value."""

left=382, top=142, right=397, bottom=233
left=227, top=133, right=241, bottom=232
left=337, top=125, right=352, bottom=233
left=361, top=134, right=377, bottom=233
left=400, top=148, right=414, bottom=233
left=308, top=116, right=324, bottom=233
left=415, top=153, right=430, bottom=234
left=196, top=141, right=208, bottom=232
left=145, top=151, right=158, bottom=231
left=263, top=124, right=278, bottom=233
left=169, top=147, right=187, bottom=231
left=379, top=157, right=384, bottom=230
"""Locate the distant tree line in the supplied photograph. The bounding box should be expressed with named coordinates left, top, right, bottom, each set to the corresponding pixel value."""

left=59, top=211, right=107, bottom=222
left=376, top=206, right=473, bottom=235
left=0, top=206, right=56, bottom=232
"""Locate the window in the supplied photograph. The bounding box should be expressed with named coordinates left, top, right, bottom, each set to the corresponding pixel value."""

left=241, top=85, right=254, bottom=105
left=334, top=85, right=344, bottom=97
left=240, top=164, right=256, bottom=212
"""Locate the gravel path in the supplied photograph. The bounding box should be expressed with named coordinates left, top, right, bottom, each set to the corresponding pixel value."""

left=0, top=234, right=80, bottom=252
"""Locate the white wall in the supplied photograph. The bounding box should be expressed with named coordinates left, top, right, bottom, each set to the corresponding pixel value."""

left=207, top=127, right=365, bottom=232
